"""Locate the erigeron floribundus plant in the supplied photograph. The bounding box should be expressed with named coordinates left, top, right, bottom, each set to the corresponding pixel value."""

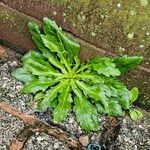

left=12, top=17, right=143, bottom=132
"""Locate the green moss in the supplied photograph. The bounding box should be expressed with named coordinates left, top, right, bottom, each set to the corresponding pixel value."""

left=0, top=8, right=32, bottom=36
left=60, top=0, right=150, bottom=63
left=0, top=10, right=14, bottom=20
left=48, top=0, right=90, bottom=5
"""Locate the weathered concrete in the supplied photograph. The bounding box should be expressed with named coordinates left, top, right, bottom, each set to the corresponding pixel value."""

left=0, top=2, right=39, bottom=53
left=1, top=0, right=150, bottom=68
left=0, top=1, right=150, bottom=109
left=0, top=2, right=113, bottom=57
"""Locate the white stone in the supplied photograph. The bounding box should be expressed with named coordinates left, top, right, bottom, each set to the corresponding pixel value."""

left=146, top=32, right=149, bottom=36
left=37, top=136, right=44, bottom=141
left=53, top=11, right=57, bottom=16
left=91, top=32, right=96, bottom=37
left=117, top=3, right=121, bottom=8
left=54, top=142, right=59, bottom=149
left=140, top=45, right=144, bottom=48
left=63, top=13, right=66, bottom=16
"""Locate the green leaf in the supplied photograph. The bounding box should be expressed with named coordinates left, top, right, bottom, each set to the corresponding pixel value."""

left=50, top=99, right=58, bottom=109
left=129, top=109, right=143, bottom=121
left=95, top=84, right=113, bottom=109
left=130, top=87, right=139, bottom=103
left=107, top=79, right=130, bottom=109
left=53, top=84, right=72, bottom=123
left=118, top=88, right=130, bottom=109
left=21, top=50, right=45, bottom=62
left=58, top=31, right=80, bottom=63
left=21, top=77, right=53, bottom=94
left=43, top=17, right=59, bottom=35
left=28, top=22, right=67, bottom=74
left=40, top=34, right=62, bottom=54
left=97, top=84, right=112, bottom=98
left=11, top=67, right=35, bottom=83
left=41, top=34, right=71, bottom=71
left=39, top=47, right=67, bottom=74
left=22, top=50, right=53, bottom=70
left=113, top=55, right=143, bottom=73
left=71, top=80, right=99, bottom=131
left=73, top=96, right=99, bottom=132
left=75, top=80, right=99, bottom=101
left=95, top=103, right=105, bottom=114
left=23, top=51, right=62, bottom=77
left=76, top=72, right=106, bottom=84
left=34, top=92, right=44, bottom=101
left=43, top=17, right=80, bottom=64
left=28, top=22, right=44, bottom=50
left=89, top=57, right=121, bottom=77
left=106, top=100, right=123, bottom=116
left=73, top=56, right=80, bottom=70
left=37, top=80, right=69, bottom=111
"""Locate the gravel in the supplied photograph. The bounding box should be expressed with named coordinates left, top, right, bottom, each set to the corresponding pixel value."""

left=114, top=115, right=150, bottom=150
left=0, top=109, right=24, bottom=150
left=0, top=46, right=150, bottom=150
left=24, top=132, right=68, bottom=150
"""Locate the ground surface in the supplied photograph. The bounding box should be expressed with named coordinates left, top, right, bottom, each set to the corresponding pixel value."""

left=0, top=47, right=150, bottom=150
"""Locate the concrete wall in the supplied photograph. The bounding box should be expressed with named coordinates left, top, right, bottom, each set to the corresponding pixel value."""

left=0, top=0, right=150, bottom=110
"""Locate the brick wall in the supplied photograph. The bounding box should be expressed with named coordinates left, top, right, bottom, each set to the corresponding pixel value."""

left=0, top=0, right=150, bottom=109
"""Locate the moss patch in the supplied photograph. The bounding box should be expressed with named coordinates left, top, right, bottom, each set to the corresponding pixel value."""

left=55, top=0, right=150, bottom=66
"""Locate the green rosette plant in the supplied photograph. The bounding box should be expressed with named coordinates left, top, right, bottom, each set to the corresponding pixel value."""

left=12, top=17, right=143, bottom=132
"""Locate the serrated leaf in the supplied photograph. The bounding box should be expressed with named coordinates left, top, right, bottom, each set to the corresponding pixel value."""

left=129, top=109, right=143, bottom=121
left=95, top=103, right=105, bottom=114
left=28, top=22, right=67, bottom=73
left=28, top=22, right=41, bottom=34
left=58, top=31, right=80, bottom=63
left=23, top=51, right=62, bottom=77
left=53, top=84, right=72, bottom=123
left=21, top=77, right=53, bottom=94
left=40, top=34, right=62, bottom=54
left=23, top=50, right=54, bottom=70
left=71, top=80, right=99, bottom=131
left=28, top=22, right=44, bottom=50
left=75, top=80, right=99, bottom=101
left=130, top=87, right=139, bottom=104
left=113, top=55, right=143, bottom=73
left=95, top=84, right=113, bottom=109
left=11, top=67, right=35, bottom=83
left=40, top=47, right=67, bottom=73
left=43, top=17, right=59, bottom=35
left=73, top=96, right=99, bottom=132
left=76, top=72, right=106, bottom=84
left=107, top=79, right=130, bottom=109
left=106, top=100, right=123, bottom=116
left=41, top=34, right=70, bottom=71
left=98, top=84, right=112, bottom=98
left=89, top=57, right=121, bottom=77
left=43, top=17, right=80, bottom=64
left=37, top=79, right=69, bottom=111
left=73, top=56, right=80, bottom=70
left=118, top=88, right=130, bottom=109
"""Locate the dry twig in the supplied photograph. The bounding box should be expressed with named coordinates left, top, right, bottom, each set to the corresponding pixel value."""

left=0, top=102, right=83, bottom=149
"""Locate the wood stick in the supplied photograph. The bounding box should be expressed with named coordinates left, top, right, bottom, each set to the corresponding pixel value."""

left=9, top=126, right=34, bottom=150
left=0, top=102, right=82, bottom=149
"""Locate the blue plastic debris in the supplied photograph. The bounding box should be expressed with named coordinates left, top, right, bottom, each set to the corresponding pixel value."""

left=86, top=142, right=101, bottom=150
